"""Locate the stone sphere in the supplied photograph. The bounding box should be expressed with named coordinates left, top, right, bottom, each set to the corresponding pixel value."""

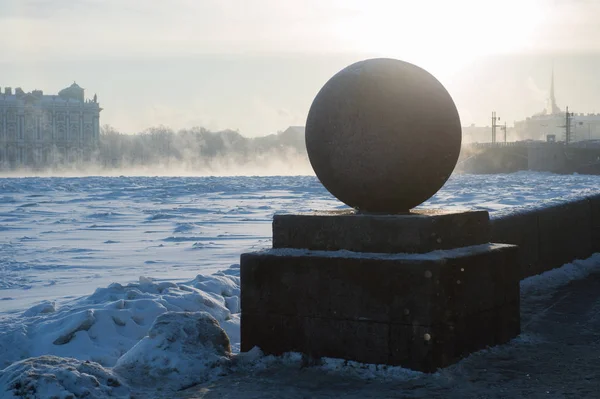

left=306, top=58, right=462, bottom=213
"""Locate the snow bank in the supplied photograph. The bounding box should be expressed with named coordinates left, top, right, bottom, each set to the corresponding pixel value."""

left=0, top=265, right=240, bottom=370
left=0, top=356, right=131, bottom=399
left=114, top=311, right=231, bottom=390
left=520, top=253, right=600, bottom=298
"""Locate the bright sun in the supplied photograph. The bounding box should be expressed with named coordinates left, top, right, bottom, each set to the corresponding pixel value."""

left=331, top=0, right=548, bottom=76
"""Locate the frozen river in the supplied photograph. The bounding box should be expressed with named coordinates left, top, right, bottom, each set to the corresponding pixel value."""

left=1, top=172, right=599, bottom=313
left=1, top=172, right=600, bottom=397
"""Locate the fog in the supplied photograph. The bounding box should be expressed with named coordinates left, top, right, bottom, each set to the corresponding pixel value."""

left=3, top=0, right=600, bottom=136
left=1, top=126, right=313, bottom=178
left=0, top=157, right=313, bottom=178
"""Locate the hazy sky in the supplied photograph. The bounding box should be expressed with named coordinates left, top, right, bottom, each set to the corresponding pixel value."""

left=2, top=0, right=600, bottom=136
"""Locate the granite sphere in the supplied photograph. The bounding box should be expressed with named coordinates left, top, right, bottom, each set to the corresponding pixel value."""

left=305, top=58, right=462, bottom=213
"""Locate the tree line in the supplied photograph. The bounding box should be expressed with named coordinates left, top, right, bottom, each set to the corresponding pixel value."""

left=93, top=125, right=309, bottom=173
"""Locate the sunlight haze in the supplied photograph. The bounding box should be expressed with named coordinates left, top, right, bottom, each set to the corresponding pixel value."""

left=1, top=0, right=598, bottom=136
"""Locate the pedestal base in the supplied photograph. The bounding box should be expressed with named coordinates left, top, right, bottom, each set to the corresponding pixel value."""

left=273, top=209, right=490, bottom=253
left=241, top=244, right=520, bottom=372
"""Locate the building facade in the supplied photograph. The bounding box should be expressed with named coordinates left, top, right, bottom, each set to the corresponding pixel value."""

left=514, top=70, right=600, bottom=143
left=514, top=112, right=600, bottom=143
left=0, top=82, right=101, bottom=168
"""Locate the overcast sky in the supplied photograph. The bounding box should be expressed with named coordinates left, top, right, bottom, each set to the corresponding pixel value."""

left=1, top=0, right=600, bottom=136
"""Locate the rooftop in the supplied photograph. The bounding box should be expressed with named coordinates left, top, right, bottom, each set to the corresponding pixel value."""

left=0, top=82, right=98, bottom=105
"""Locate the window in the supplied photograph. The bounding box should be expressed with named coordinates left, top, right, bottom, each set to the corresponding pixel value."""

left=57, top=125, right=66, bottom=140
left=70, top=124, right=79, bottom=140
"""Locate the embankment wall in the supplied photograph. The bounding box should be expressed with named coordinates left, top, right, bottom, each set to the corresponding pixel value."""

left=491, top=194, right=600, bottom=278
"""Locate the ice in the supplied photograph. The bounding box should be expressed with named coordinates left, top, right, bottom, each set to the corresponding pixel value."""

left=114, top=311, right=231, bottom=390
left=1, top=172, right=600, bottom=397
left=1, top=172, right=598, bottom=314
left=0, top=268, right=241, bottom=370
left=0, top=356, right=131, bottom=399
left=21, top=301, right=56, bottom=317
left=0, top=172, right=597, bottom=312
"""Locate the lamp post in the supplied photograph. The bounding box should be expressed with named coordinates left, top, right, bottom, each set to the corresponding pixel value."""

left=491, top=111, right=504, bottom=144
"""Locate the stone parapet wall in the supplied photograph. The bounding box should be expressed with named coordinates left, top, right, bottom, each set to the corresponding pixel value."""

left=491, top=194, right=600, bottom=278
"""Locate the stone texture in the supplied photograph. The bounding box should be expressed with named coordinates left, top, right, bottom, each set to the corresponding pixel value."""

left=305, top=58, right=462, bottom=213
left=241, top=245, right=518, bottom=325
left=588, top=194, right=600, bottom=253
left=491, top=198, right=598, bottom=278
left=242, top=302, right=520, bottom=373
left=490, top=212, right=540, bottom=278
left=240, top=244, right=520, bottom=372
left=241, top=302, right=519, bottom=374
left=241, top=314, right=391, bottom=366
left=389, top=301, right=520, bottom=372
left=273, top=209, right=490, bottom=254
left=537, top=198, right=592, bottom=271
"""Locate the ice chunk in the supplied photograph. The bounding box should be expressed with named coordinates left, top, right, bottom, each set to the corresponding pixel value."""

left=0, top=356, right=131, bottom=399
left=114, top=311, right=231, bottom=390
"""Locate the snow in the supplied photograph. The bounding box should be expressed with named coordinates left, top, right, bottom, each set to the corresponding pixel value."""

left=0, top=175, right=335, bottom=312
left=1, top=171, right=600, bottom=397
left=520, top=253, right=600, bottom=299
left=1, top=172, right=598, bottom=313
left=0, top=356, right=131, bottom=399
left=261, top=243, right=514, bottom=260
left=0, top=268, right=241, bottom=370
left=114, top=311, right=231, bottom=390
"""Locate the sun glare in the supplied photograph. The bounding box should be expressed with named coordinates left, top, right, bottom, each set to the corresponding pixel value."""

left=332, top=0, right=548, bottom=76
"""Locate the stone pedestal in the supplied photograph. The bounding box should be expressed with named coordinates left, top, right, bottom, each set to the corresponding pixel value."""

left=240, top=211, right=520, bottom=372
left=273, top=209, right=491, bottom=253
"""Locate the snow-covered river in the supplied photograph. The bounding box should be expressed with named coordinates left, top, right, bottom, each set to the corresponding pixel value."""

left=2, top=172, right=598, bottom=313
left=1, top=172, right=599, bottom=397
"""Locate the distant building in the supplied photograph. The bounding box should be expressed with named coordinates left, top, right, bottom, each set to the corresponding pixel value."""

left=514, top=69, right=600, bottom=142
left=462, top=124, right=493, bottom=144
left=0, top=82, right=101, bottom=168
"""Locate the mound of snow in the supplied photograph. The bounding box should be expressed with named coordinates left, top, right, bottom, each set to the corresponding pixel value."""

left=22, top=301, right=56, bottom=317
left=114, top=311, right=231, bottom=390
left=0, top=265, right=241, bottom=370
left=0, top=356, right=131, bottom=399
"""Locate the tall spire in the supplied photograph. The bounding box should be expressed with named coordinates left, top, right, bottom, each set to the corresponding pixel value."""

left=549, top=64, right=561, bottom=114
left=550, top=65, right=555, bottom=106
